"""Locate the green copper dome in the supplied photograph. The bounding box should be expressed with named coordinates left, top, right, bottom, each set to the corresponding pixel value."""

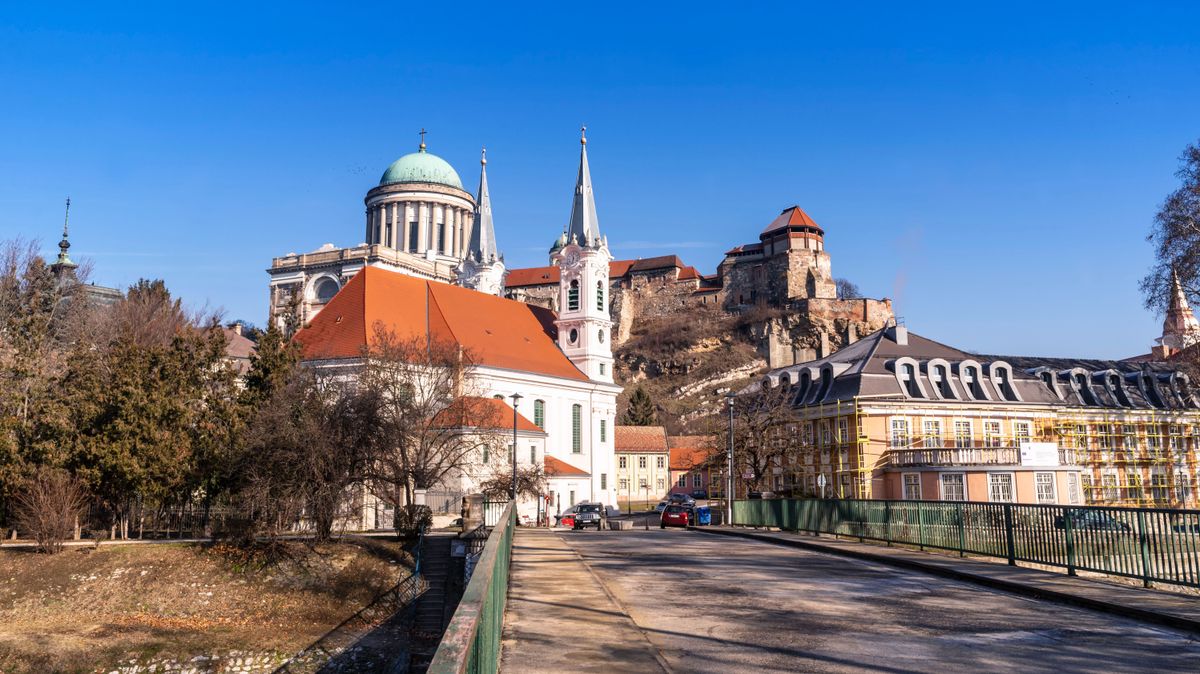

left=379, top=148, right=464, bottom=190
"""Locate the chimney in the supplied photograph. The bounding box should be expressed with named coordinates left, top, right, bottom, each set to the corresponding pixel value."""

left=233, top=322, right=243, bottom=337
left=887, top=321, right=908, bottom=346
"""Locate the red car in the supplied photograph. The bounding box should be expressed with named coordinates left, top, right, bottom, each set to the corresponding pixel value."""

left=660, top=505, right=690, bottom=528
left=559, top=513, right=576, bottom=528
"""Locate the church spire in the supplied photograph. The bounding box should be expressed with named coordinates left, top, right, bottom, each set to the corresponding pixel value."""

left=467, top=147, right=498, bottom=262
left=566, top=125, right=601, bottom=247
left=53, top=197, right=77, bottom=271
left=1161, top=267, right=1200, bottom=351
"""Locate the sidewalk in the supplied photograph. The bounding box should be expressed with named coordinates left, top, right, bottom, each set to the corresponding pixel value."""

left=695, top=525, right=1200, bottom=634
left=498, top=529, right=667, bottom=673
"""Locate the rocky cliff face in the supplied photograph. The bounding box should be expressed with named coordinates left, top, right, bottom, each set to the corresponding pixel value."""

left=613, top=301, right=890, bottom=433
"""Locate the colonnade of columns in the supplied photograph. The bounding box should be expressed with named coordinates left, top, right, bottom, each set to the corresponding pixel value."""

left=365, top=200, right=474, bottom=258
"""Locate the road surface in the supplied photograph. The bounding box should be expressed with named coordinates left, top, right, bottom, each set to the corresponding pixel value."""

left=500, top=528, right=1200, bottom=673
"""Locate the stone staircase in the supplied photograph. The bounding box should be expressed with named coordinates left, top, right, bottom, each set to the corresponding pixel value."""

left=409, top=532, right=457, bottom=672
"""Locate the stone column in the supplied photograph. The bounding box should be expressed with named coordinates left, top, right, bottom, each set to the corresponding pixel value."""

left=403, top=201, right=414, bottom=252
left=389, top=202, right=399, bottom=248
left=417, top=202, right=428, bottom=253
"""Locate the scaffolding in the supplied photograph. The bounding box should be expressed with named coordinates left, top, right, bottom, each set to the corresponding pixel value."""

left=1053, top=409, right=1199, bottom=508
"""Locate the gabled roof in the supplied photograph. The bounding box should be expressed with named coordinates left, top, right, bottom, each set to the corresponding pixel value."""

left=432, top=396, right=544, bottom=433
left=294, top=266, right=588, bottom=381
left=668, top=435, right=717, bottom=471
left=615, top=425, right=669, bottom=452
left=505, top=257, right=690, bottom=288
left=545, top=455, right=590, bottom=477
left=761, top=205, right=822, bottom=236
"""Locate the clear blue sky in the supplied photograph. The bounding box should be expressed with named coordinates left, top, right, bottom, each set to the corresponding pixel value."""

left=2, top=2, right=1197, bottom=358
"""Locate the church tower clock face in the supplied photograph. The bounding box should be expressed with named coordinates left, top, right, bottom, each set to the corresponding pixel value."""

left=565, top=250, right=579, bottom=266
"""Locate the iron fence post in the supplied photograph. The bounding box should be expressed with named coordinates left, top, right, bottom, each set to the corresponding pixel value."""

left=917, top=501, right=925, bottom=551
left=1063, top=508, right=1076, bottom=576
left=884, top=500, right=892, bottom=547
left=1137, top=509, right=1152, bottom=588
left=957, top=502, right=965, bottom=558
left=1004, top=505, right=1016, bottom=566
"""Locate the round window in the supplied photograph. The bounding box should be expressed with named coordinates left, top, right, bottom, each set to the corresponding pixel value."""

left=314, top=277, right=340, bottom=303
left=598, top=329, right=605, bottom=344
left=569, top=328, right=579, bottom=344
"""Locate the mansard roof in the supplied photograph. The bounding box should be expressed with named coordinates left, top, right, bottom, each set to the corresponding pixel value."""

left=762, top=326, right=1200, bottom=411
left=294, top=266, right=587, bottom=381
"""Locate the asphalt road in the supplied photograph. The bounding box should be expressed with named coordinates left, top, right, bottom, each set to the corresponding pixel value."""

left=551, top=528, right=1200, bottom=673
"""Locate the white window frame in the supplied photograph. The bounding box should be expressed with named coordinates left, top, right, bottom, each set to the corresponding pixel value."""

left=988, top=472, right=1015, bottom=503
left=902, top=472, right=922, bottom=500
left=940, top=472, right=966, bottom=501
left=953, top=419, right=973, bottom=449
left=1013, top=420, right=1032, bottom=443
left=1035, top=472, right=1056, bottom=504
left=1066, top=472, right=1081, bottom=504
left=984, top=420, right=1003, bottom=448
left=889, top=417, right=911, bottom=448
left=922, top=419, right=942, bottom=449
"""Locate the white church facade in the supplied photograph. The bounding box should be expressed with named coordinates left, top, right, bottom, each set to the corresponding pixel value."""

left=278, top=130, right=621, bottom=524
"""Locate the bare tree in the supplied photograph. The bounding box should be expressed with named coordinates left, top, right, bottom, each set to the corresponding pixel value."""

left=835, top=278, right=862, bottom=300
left=720, top=383, right=799, bottom=493
left=13, top=466, right=89, bottom=554
left=1142, top=140, right=1200, bottom=312
left=358, top=323, right=507, bottom=537
left=477, top=464, right=548, bottom=501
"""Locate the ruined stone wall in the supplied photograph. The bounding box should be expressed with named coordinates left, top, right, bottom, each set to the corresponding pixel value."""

left=748, top=297, right=894, bottom=368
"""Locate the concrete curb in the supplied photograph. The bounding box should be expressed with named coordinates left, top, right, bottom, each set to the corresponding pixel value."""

left=691, top=525, right=1200, bottom=636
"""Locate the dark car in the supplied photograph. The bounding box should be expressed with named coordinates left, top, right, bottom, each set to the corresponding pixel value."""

left=573, top=502, right=606, bottom=531
left=661, top=504, right=690, bottom=528
left=690, top=489, right=708, bottom=500
left=667, top=493, right=694, bottom=505
left=1053, top=509, right=1132, bottom=532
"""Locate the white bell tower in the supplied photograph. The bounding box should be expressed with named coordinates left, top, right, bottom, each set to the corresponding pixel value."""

left=552, top=127, right=614, bottom=383
left=455, top=148, right=506, bottom=295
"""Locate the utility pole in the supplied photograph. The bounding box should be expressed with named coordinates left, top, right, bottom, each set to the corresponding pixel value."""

left=726, top=391, right=735, bottom=526
left=510, top=393, right=523, bottom=503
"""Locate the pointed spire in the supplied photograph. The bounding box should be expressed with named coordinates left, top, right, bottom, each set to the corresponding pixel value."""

left=1163, top=267, right=1200, bottom=345
left=54, top=197, right=76, bottom=269
left=566, top=125, right=601, bottom=246
left=467, top=147, right=498, bottom=261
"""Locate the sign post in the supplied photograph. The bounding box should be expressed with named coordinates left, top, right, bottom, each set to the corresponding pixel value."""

left=817, top=474, right=827, bottom=499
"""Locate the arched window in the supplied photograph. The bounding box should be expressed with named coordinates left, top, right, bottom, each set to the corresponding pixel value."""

left=568, top=279, right=580, bottom=311
left=314, top=277, right=339, bottom=304
left=597, top=281, right=605, bottom=311
left=571, top=404, right=582, bottom=453
left=534, top=399, right=545, bottom=429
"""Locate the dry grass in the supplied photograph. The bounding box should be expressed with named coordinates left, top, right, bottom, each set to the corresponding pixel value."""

left=0, top=537, right=410, bottom=673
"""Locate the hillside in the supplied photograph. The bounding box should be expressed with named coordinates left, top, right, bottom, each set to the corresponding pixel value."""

left=0, top=538, right=409, bottom=673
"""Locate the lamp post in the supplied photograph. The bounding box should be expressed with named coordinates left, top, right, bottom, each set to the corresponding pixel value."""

left=509, top=393, right=523, bottom=503
left=726, top=390, right=735, bottom=526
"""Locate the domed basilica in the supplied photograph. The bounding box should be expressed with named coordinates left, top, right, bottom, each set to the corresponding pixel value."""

left=267, top=130, right=506, bottom=325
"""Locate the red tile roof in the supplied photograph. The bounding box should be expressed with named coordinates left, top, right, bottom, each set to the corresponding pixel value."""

left=761, top=205, right=822, bottom=236
left=506, top=257, right=692, bottom=288
left=433, top=396, right=545, bottom=433
left=544, top=455, right=590, bottom=477
left=294, top=267, right=588, bottom=381
left=667, top=435, right=718, bottom=470
left=614, top=425, right=669, bottom=452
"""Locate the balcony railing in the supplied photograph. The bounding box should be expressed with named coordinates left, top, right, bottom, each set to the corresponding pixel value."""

left=887, top=445, right=1080, bottom=468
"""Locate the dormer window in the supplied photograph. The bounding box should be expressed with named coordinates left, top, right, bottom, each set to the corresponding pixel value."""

left=931, top=364, right=954, bottom=399
left=1143, top=375, right=1164, bottom=408
left=796, top=371, right=812, bottom=405
left=993, top=367, right=1018, bottom=402
left=815, top=368, right=833, bottom=403
left=1074, top=373, right=1097, bottom=406
left=962, top=366, right=985, bottom=400
left=900, top=363, right=921, bottom=398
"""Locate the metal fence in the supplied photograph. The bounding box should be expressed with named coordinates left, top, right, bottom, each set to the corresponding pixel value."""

left=428, top=501, right=515, bottom=674
left=483, top=501, right=507, bottom=528
left=733, top=498, right=1200, bottom=588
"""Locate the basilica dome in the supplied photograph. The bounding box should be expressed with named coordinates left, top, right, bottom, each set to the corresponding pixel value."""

left=379, top=148, right=464, bottom=190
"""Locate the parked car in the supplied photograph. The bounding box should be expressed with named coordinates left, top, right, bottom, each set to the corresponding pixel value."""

left=668, top=493, right=695, bottom=506
left=654, top=500, right=669, bottom=513
left=661, top=504, right=690, bottom=528
left=690, top=489, right=708, bottom=500
left=559, top=512, right=576, bottom=528
left=1053, top=509, right=1132, bottom=532
left=573, top=502, right=606, bottom=531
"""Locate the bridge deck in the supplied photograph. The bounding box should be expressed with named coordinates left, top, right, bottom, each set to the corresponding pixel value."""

left=500, top=528, right=1200, bottom=673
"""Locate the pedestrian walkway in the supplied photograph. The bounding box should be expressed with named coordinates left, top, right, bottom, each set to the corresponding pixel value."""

left=697, top=525, right=1200, bottom=634
left=498, top=529, right=667, bottom=673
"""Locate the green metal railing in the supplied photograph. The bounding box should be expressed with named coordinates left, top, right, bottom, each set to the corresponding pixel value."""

left=428, top=501, right=516, bottom=674
left=733, top=498, right=1200, bottom=589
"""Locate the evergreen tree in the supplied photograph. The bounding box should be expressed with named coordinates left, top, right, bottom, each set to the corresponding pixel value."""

left=622, top=386, right=657, bottom=426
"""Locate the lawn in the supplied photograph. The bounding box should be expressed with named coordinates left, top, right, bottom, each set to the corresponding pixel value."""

left=0, top=537, right=411, bottom=673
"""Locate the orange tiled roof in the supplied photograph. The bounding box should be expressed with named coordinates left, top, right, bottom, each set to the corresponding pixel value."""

left=506, top=257, right=689, bottom=288
left=294, top=267, right=588, bottom=381
left=545, top=455, right=590, bottom=477
left=614, top=425, right=669, bottom=452
left=432, top=396, right=545, bottom=433
left=761, top=205, right=822, bottom=236
left=670, top=445, right=716, bottom=471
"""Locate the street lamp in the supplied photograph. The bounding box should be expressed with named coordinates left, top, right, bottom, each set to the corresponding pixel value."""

left=509, top=393, right=523, bottom=503
left=726, top=390, right=736, bottom=526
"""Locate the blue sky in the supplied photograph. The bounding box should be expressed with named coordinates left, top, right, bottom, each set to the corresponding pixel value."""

left=1, top=2, right=1197, bottom=358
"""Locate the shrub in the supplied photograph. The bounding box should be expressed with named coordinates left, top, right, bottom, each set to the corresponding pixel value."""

left=13, top=467, right=89, bottom=554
